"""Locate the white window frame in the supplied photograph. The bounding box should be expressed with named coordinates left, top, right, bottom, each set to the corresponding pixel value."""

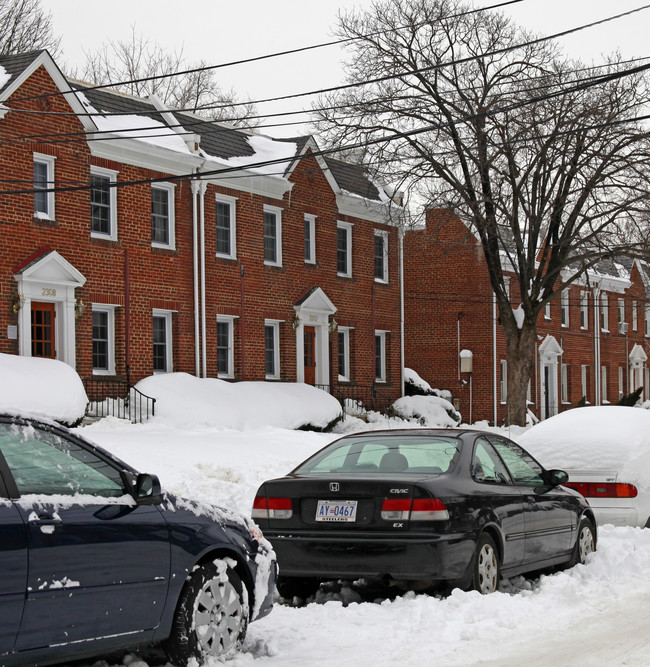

left=544, top=301, right=551, bottom=320
left=600, top=293, right=609, bottom=332
left=151, top=183, right=176, bottom=250
left=264, top=319, right=281, bottom=380
left=561, top=290, right=569, bottom=327
left=618, top=298, right=626, bottom=329
left=618, top=366, right=625, bottom=399
left=581, top=365, right=589, bottom=403
left=216, top=315, right=237, bottom=379
left=337, top=326, right=352, bottom=382
left=601, top=365, right=608, bottom=404
left=500, top=359, right=507, bottom=404
left=152, top=309, right=173, bottom=374
left=632, top=300, right=638, bottom=331
left=561, top=363, right=569, bottom=404
left=375, top=330, right=387, bottom=383
left=263, top=205, right=283, bottom=267
left=33, top=152, right=56, bottom=220
left=90, top=166, right=118, bottom=241
left=580, top=291, right=589, bottom=330
left=304, top=214, right=316, bottom=264
left=374, top=229, right=389, bottom=283
left=215, top=194, right=237, bottom=259
left=646, top=305, right=650, bottom=338
left=337, top=221, right=353, bottom=278
left=91, top=304, right=116, bottom=375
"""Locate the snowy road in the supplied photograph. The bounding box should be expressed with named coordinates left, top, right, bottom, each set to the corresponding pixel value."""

left=75, top=419, right=650, bottom=667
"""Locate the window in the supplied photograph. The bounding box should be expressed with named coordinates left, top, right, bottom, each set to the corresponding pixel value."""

left=151, top=184, right=175, bottom=248
left=304, top=214, right=316, bottom=264
left=618, top=298, right=626, bottom=329
left=90, top=167, right=117, bottom=239
left=374, top=230, right=389, bottom=283
left=544, top=301, right=551, bottom=320
left=619, top=366, right=625, bottom=399
left=561, top=290, right=569, bottom=327
left=601, top=365, right=608, bottom=403
left=500, top=359, right=507, bottom=404
left=337, top=222, right=353, bottom=277
left=216, top=316, right=236, bottom=378
left=490, top=437, right=545, bottom=486
left=375, top=330, right=387, bottom=382
left=338, top=327, right=351, bottom=382
left=633, top=301, right=638, bottom=331
left=263, top=205, right=282, bottom=266
left=561, top=363, right=569, bottom=404
left=646, top=305, right=650, bottom=337
left=581, top=365, right=589, bottom=403
left=92, top=306, right=116, bottom=375
left=600, top=293, right=609, bottom=331
left=580, top=291, right=589, bottom=329
left=265, top=320, right=280, bottom=379
left=215, top=196, right=237, bottom=258
left=33, top=153, right=55, bottom=219
left=472, top=438, right=511, bottom=485
left=153, top=310, right=173, bottom=373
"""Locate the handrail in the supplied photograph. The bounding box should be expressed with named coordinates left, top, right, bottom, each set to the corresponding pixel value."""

left=83, top=376, right=156, bottom=423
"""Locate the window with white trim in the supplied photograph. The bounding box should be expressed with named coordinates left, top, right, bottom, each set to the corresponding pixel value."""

left=263, top=205, right=282, bottom=266
left=374, top=230, right=389, bottom=283
left=544, top=301, right=551, bottom=320
left=580, top=291, right=589, bottom=329
left=151, top=184, right=175, bottom=248
left=618, top=298, right=626, bottom=329
left=646, top=305, right=650, bottom=337
left=215, top=196, right=237, bottom=258
left=500, top=359, right=507, bottom=404
left=216, top=316, right=237, bottom=378
left=375, top=330, right=387, bottom=382
left=92, top=305, right=116, bottom=375
left=338, top=327, right=351, bottom=382
left=632, top=300, right=638, bottom=331
left=33, top=153, right=55, bottom=219
left=581, top=365, right=589, bottom=402
left=561, top=363, right=569, bottom=403
left=337, top=221, right=353, bottom=277
left=561, top=290, right=569, bottom=327
left=90, top=167, right=118, bottom=240
left=618, top=366, right=625, bottom=399
left=304, top=214, right=316, bottom=264
left=264, top=320, right=281, bottom=380
left=600, top=293, right=609, bottom=331
left=153, top=310, right=173, bottom=373
left=601, top=365, right=608, bottom=403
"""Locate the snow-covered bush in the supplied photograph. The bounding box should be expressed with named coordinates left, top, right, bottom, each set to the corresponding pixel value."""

left=404, top=368, right=452, bottom=401
left=392, top=394, right=461, bottom=427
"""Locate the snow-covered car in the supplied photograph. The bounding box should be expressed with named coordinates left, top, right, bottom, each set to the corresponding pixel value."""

left=518, top=406, right=650, bottom=528
left=0, top=412, right=276, bottom=666
left=253, top=429, right=595, bottom=598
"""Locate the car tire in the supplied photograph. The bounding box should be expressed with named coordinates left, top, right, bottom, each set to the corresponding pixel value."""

left=276, top=575, right=321, bottom=600
left=471, top=533, right=500, bottom=594
left=569, top=517, right=596, bottom=567
left=165, top=559, right=248, bottom=664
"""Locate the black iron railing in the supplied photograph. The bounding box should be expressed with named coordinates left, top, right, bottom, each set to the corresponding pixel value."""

left=83, top=375, right=155, bottom=423
left=315, top=383, right=394, bottom=416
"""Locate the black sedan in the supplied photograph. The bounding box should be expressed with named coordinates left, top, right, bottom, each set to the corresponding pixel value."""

left=0, top=412, right=276, bottom=666
left=252, top=429, right=595, bottom=598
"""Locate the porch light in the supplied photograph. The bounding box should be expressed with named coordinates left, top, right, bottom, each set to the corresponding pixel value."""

left=11, top=294, right=24, bottom=313
left=74, top=299, right=86, bottom=318
left=292, top=313, right=301, bottom=330
left=328, top=317, right=338, bottom=332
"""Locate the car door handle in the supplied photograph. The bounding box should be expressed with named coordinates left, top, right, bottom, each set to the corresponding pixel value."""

left=29, top=513, right=62, bottom=524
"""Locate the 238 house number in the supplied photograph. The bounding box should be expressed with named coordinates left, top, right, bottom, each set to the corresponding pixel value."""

left=41, top=288, right=56, bottom=297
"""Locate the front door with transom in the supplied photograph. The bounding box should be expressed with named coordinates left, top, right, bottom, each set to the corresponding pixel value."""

left=304, top=326, right=316, bottom=385
left=31, top=302, right=56, bottom=359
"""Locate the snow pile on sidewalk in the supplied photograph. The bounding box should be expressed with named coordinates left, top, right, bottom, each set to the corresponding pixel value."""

left=136, top=372, right=342, bottom=431
left=0, top=353, right=87, bottom=424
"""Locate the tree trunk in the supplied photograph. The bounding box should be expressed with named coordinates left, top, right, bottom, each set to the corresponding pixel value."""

left=504, top=322, right=538, bottom=426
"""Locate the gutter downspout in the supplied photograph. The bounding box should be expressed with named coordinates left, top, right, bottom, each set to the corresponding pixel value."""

left=399, top=225, right=405, bottom=397
left=593, top=284, right=601, bottom=405
left=493, top=292, right=498, bottom=426
left=191, top=180, right=200, bottom=377
left=199, top=181, right=207, bottom=378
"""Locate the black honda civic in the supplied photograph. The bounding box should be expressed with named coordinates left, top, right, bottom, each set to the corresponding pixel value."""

left=252, top=429, right=596, bottom=598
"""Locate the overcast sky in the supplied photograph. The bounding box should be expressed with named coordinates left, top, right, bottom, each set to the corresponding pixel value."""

left=42, top=0, right=649, bottom=137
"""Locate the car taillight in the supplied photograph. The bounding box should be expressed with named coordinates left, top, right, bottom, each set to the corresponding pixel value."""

left=252, top=496, right=293, bottom=519
left=564, top=482, right=638, bottom=499
left=381, top=497, right=449, bottom=521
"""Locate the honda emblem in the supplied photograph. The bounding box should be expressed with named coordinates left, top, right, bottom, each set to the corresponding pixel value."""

left=329, top=482, right=340, bottom=492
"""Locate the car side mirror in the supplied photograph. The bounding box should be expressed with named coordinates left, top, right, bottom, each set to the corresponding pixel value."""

left=546, top=469, right=569, bottom=487
left=135, top=473, right=162, bottom=505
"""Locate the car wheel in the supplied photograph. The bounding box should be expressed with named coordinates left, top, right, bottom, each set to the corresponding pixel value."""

left=571, top=518, right=596, bottom=566
left=165, top=560, right=248, bottom=664
left=276, top=575, right=321, bottom=600
left=471, top=534, right=500, bottom=594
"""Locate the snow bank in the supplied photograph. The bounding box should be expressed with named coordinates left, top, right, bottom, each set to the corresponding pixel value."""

left=392, top=394, right=460, bottom=427
left=135, top=373, right=342, bottom=430
left=0, top=353, right=87, bottom=424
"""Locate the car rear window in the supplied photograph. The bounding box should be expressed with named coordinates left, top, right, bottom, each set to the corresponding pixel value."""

left=294, top=435, right=460, bottom=474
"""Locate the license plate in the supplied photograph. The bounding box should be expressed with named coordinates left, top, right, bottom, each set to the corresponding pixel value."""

left=315, top=500, right=358, bottom=522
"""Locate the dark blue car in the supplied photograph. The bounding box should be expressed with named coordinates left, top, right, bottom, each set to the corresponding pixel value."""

left=0, top=412, right=276, bottom=666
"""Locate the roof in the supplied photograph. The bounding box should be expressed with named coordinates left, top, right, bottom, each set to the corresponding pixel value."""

left=324, top=156, right=382, bottom=202
left=0, top=50, right=44, bottom=96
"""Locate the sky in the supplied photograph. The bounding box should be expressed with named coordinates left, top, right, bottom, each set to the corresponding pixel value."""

left=42, top=0, right=650, bottom=139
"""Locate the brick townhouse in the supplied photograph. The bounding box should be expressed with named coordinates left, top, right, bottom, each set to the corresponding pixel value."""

left=404, top=208, right=650, bottom=424
left=0, top=50, right=403, bottom=409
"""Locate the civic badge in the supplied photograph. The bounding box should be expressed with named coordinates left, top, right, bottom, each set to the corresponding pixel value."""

left=330, top=482, right=340, bottom=492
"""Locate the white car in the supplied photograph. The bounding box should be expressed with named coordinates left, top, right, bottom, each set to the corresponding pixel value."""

left=517, top=406, right=650, bottom=528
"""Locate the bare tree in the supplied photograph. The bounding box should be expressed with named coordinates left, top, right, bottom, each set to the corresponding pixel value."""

left=77, top=29, right=257, bottom=127
left=0, top=0, right=60, bottom=57
left=312, top=0, right=650, bottom=425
